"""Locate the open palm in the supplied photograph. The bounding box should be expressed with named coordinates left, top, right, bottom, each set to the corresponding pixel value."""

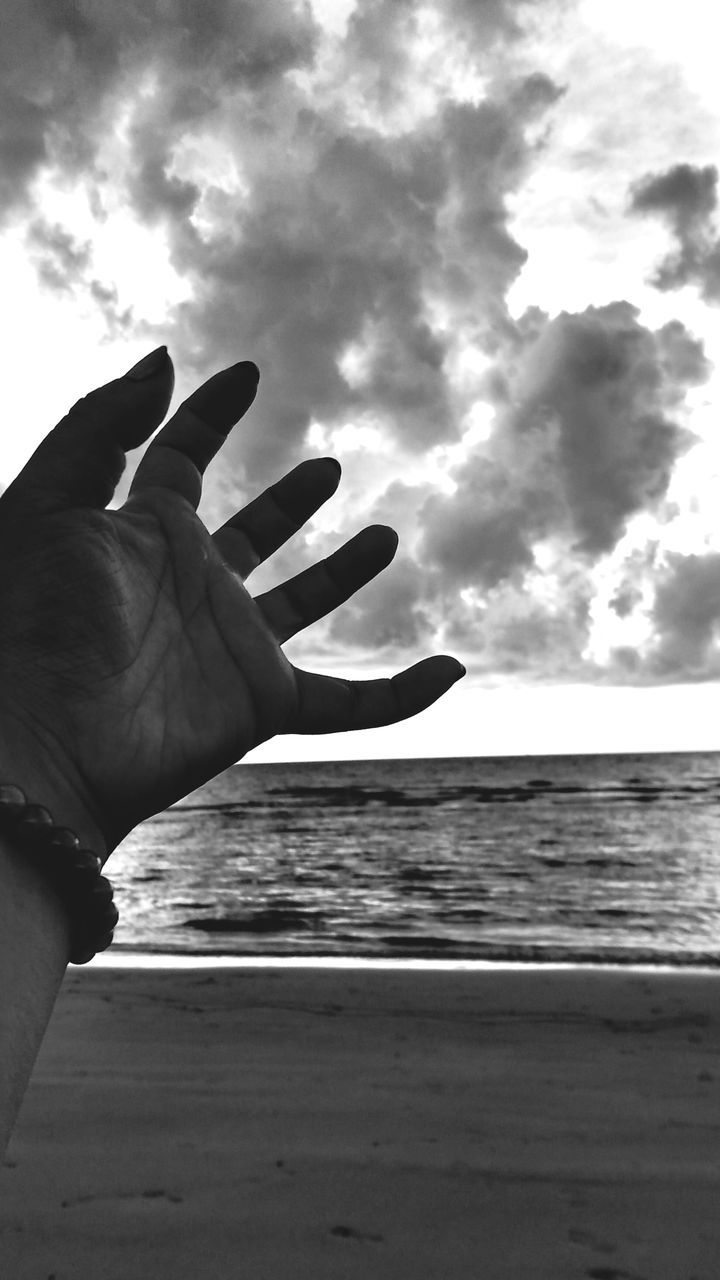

left=0, top=352, right=464, bottom=860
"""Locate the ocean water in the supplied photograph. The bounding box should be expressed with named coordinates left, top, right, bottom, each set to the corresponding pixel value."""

left=106, top=752, right=720, bottom=966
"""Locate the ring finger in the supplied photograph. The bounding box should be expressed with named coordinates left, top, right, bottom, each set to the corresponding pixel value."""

left=254, top=525, right=399, bottom=643
left=212, top=457, right=342, bottom=579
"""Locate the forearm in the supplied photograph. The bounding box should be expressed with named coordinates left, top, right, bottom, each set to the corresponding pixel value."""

left=0, top=832, right=70, bottom=1158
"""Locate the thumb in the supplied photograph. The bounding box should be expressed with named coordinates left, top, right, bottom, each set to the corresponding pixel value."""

left=1, top=345, right=175, bottom=515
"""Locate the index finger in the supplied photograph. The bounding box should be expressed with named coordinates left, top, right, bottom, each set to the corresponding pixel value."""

left=128, top=361, right=260, bottom=510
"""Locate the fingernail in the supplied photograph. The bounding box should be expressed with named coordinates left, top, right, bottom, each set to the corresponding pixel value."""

left=188, top=362, right=260, bottom=433
left=125, top=345, right=168, bottom=381
left=231, top=360, right=260, bottom=383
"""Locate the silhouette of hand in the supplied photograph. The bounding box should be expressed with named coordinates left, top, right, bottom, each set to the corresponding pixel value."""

left=0, top=349, right=464, bottom=860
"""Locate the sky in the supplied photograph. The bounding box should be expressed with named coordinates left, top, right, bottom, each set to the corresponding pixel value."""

left=3, top=0, right=720, bottom=761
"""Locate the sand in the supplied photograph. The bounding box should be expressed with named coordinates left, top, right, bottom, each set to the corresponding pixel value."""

left=1, top=962, right=719, bottom=1279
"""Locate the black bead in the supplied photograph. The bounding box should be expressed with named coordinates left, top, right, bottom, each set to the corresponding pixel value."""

left=71, top=878, right=114, bottom=916
left=100, top=903, right=120, bottom=930
left=0, top=785, right=26, bottom=813
left=88, top=876, right=114, bottom=904
left=15, top=805, right=55, bottom=844
left=68, top=849, right=103, bottom=877
left=0, top=783, right=119, bottom=965
left=48, top=827, right=81, bottom=852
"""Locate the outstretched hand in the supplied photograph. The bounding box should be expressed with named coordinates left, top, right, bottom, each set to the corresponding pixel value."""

left=0, top=349, right=464, bottom=860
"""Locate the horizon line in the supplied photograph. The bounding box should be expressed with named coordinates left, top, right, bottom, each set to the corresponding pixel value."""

left=243, top=746, right=720, bottom=766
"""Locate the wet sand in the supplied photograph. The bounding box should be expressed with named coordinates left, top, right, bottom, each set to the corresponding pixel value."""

left=2, top=963, right=720, bottom=1279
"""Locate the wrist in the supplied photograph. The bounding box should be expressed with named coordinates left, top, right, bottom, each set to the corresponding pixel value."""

left=0, top=712, right=109, bottom=865
left=0, top=827, right=71, bottom=1156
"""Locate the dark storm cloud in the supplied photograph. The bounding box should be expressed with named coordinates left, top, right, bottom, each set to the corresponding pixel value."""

left=1, top=1, right=318, bottom=286
left=628, top=162, right=720, bottom=302
left=0, top=0, right=566, bottom=485
left=419, top=301, right=708, bottom=587
left=631, top=163, right=717, bottom=226
left=159, top=72, right=563, bottom=481
left=1, top=0, right=716, bottom=685
left=434, top=77, right=563, bottom=342
left=429, top=561, right=594, bottom=679
left=327, top=552, right=431, bottom=651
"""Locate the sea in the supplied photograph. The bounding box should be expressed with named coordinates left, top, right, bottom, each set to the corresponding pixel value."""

left=102, top=751, right=720, bottom=968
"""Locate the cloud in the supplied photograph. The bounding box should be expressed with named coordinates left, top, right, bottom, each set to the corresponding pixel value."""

left=647, top=552, right=720, bottom=679
left=419, top=301, right=707, bottom=588
left=158, top=70, right=564, bottom=485
left=24, top=220, right=92, bottom=293
left=3, top=0, right=719, bottom=690
left=327, top=551, right=431, bottom=652
left=0, top=0, right=567, bottom=495
left=440, top=569, right=594, bottom=679
left=628, top=162, right=720, bottom=302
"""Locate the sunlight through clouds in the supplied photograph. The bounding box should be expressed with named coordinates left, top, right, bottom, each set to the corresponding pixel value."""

left=2, top=0, right=720, bottom=753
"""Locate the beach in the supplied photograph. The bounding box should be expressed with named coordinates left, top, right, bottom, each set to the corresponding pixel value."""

left=2, top=964, right=719, bottom=1279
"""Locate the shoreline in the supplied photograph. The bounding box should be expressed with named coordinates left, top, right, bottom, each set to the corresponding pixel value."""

left=91, top=949, right=720, bottom=973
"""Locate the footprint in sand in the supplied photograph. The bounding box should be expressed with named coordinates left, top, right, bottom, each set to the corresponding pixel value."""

left=330, top=1224, right=384, bottom=1243
left=569, top=1228, right=614, bottom=1253
left=60, top=1188, right=183, bottom=1208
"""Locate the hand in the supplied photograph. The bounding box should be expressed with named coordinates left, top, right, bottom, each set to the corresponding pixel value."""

left=0, top=349, right=465, bottom=860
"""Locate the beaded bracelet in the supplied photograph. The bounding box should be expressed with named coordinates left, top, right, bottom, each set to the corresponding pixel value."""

left=0, top=784, right=118, bottom=965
